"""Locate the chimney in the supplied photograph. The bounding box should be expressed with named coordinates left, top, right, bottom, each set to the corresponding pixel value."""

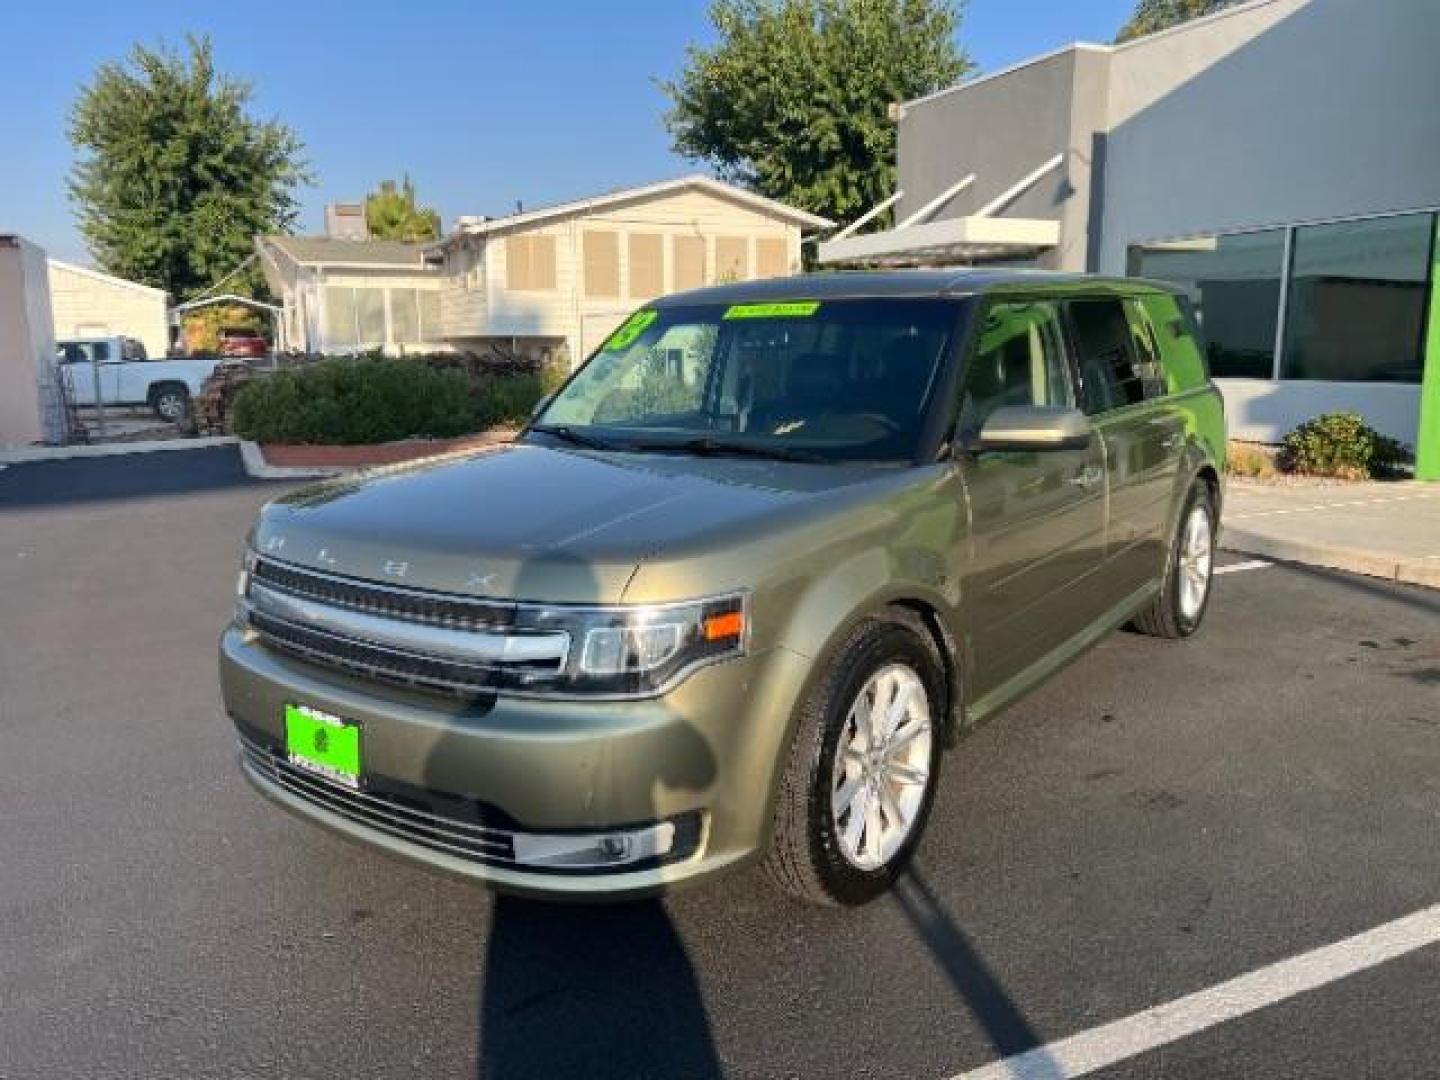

left=325, top=202, right=368, bottom=240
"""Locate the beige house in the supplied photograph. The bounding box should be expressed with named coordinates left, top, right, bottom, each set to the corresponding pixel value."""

left=47, top=259, right=169, bottom=357
left=257, top=176, right=829, bottom=365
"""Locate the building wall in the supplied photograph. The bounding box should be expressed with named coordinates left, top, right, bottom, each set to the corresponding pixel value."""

left=0, top=237, right=60, bottom=446
left=47, top=261, right=168, bottom=358
left=1098, top=0, right=1440, bottom=274
left=897, top=47, right=1101, bottom=269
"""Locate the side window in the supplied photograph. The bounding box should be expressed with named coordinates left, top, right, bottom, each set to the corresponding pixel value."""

left=1122, top=299, right=1169, bottom=400
left=957, top=301, right=1072, bottom=442
left=1067, top=299, right=1145, bottom=415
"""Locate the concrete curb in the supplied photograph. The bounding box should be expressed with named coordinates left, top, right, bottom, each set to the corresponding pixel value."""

left=0, top=436, right=238, bottom=465
left=1222, top=527, right=1440, bottom=590
left=238, top=441, right=347, bottom=481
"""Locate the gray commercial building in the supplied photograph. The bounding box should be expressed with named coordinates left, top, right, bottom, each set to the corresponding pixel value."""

left=819, top=0, right=1440, bottom=472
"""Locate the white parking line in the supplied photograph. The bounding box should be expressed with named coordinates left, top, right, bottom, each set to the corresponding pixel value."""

left=950, top=901, right=1440, bottom=1080
left=1214, top=559, right=1272, bottom=575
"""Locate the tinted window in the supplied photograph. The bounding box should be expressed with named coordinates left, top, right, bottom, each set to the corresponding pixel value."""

left=1280, top=213, right=1433, bottom=384
left=1128, top=230, right=1286, bottom=379
left=1122, top=299, right=1170, bottom=399
left=956, top=301, right=1072, bottom=442
left=1068, top=299, right=1144, bottom=414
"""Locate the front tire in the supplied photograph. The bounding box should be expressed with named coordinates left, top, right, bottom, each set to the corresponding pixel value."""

left=1131, top=482, right=1216, bottom=639
left=763, top=614, right=945, bottom=906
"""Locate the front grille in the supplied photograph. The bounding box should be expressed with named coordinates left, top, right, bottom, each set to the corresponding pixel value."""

left=252, top=557, right=515, bottom=630
left=239, top=732, right=521, bottom=866
left=245, top=558, right=566, bottom=697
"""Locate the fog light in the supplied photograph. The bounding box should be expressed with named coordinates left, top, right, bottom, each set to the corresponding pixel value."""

left=512, top=822, right=676, bottom=869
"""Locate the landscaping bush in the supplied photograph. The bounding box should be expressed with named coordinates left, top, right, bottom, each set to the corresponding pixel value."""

left=1225, top=441, right=1278, bottom=480
left=230, top=357, right=546, bottom=444
left=1277, top=411, right=1411, bottom=480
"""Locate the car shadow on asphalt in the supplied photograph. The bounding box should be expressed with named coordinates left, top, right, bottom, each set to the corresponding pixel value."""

left=477, top=896, right=722, bottom=1079
left=895, top=867, right=1064, bottom=1078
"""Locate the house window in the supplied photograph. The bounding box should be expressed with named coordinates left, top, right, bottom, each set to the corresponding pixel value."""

left=1128, top=230, right=1286, bottom=379
left=584, top=231, right=620, bottom=298
left=1281, top=213, right=1432, bottom=383
left=756, top=237, right=788, bottom=278
left=674, top=235, right=706, bottom=291
left=507, top=234, right=556, bottom=291
left=390, top=289, right=420, bottom=345
left=419, top=291, right=442, bottom=342
left=324, top=287, right=358, bottom=349
left=629, top=233, right=664, bottom=297
left=715, top=237, right=748, bottom=282
left=356, top=289, right=386, bottom=344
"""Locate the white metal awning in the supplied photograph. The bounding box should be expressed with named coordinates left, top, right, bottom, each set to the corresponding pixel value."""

left=818, top=154, right=1064, bottom=266
left=817, top=215, right=1060, bottom=266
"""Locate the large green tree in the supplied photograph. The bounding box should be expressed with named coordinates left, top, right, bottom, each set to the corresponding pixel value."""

left=662, top=0, right=971, bottom=228
left=365, top=177, right=441, bottom=242
left=68, top=35, right=309, bottom=300
left=1116, top=0, right=1243, bottom=42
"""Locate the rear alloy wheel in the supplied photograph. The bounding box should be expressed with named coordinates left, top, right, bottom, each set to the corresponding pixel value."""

left=152, top=385, right=190, bottom=423
left=1131, top=483, right=1216, bottom=639
left=763, top=615, right=944, bottom=905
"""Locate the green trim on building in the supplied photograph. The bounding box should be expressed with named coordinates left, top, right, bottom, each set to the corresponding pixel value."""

left=1417, top=217, right=1440, bottom=481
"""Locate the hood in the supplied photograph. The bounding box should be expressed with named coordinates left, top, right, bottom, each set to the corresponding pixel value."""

left=252, top=443, right=888, bottom=603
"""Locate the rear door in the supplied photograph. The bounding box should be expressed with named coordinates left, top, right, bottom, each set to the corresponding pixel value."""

left=1065, top=296, right=1185, bottom=600
left=953, top=298, right=1108, bottom=702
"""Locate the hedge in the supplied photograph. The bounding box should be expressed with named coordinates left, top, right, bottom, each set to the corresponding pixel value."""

left=1277, top=411, right=1411, bottom=480
left=230, top=357, right=547, bottom=445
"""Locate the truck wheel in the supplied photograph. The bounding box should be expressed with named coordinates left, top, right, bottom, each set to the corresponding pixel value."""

left=150, top=384, right=190, bottom=423
left=763, top=614, right=944, bottom=906
left=1131, top=482, right=1216, bottom=639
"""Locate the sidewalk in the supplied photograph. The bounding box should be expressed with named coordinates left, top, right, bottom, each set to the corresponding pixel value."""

left=1222, top=478, right=1440, bottom=589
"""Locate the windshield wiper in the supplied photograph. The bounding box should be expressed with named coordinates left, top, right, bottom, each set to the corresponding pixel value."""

left=527, top=424, right=619, bottom=452
left=633, top=437, right=825, bottom=464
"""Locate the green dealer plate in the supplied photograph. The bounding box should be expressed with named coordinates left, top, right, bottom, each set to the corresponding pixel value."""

left=285, top=704, right=362, bottom=789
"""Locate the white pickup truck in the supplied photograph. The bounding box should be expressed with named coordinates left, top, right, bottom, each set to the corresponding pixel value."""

left=56, top=336, right=228, bottom=422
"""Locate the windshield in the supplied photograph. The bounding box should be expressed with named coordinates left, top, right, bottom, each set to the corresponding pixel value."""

left=530, top=299, right=959, bottom=463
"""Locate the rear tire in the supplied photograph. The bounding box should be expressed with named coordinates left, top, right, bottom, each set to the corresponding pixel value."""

left=150, top=383, right=190, bottom=423
left=763, top=613, right=945, bottom=906
left=1131, top=482, right=1216, bottom=639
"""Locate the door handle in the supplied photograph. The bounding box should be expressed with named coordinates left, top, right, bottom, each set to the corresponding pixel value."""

left=1067, top=465, right=1104, bottom=491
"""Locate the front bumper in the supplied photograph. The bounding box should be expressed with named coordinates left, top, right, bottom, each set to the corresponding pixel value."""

left=219, top=625, right=811, bottom=899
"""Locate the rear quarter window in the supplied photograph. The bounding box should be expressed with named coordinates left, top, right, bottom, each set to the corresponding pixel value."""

left=1139, top=293, right=1210, bottom=393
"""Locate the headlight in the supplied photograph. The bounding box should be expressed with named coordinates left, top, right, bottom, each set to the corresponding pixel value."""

left=518, top=592, right=749, bottom=697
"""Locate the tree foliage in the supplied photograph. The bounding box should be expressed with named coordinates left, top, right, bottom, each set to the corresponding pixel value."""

left=1116, top=0, right=1243, bottom=43
left=662, top=0, right=971, bottom=228
left=365, top=177, right=442, bottom=242
left=68, top=35, right=309, bottom=300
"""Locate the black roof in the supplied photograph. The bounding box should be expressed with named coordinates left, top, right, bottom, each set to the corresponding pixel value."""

left=654, top=269, right=1178, bottom=306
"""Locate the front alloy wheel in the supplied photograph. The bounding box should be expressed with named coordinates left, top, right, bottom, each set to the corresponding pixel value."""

left=764, top=613, right=944, bottom=905
left=831, top=663, right=933, bottom=870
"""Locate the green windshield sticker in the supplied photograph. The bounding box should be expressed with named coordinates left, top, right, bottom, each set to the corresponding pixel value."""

left=723, top=301, right=821, bottom=320
left=604, top=310, right=659, bottom=351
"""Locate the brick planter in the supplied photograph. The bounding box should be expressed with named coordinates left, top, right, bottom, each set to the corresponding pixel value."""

left=258, top=429, right=516, bottom=469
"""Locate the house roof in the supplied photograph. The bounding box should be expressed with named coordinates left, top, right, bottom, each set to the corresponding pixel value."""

left=47, top=258, right=168, bottom=298
left=258, top=235, right=435, bottom=269
left=434, top=175, right=833, bottom=247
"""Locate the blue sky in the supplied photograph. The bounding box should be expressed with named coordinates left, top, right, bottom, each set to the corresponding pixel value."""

left=1, top=0, right=1133, bottom=264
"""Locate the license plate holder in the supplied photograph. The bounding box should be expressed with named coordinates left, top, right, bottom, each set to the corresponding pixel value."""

left=284, top=704, right=362, bottom=790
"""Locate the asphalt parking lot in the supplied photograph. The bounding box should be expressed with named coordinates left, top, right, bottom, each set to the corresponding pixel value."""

left=3, top=449, right=1438, bottom=1079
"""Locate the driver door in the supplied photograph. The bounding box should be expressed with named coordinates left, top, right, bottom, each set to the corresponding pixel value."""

left=953, top=299, right=1109, bottom=704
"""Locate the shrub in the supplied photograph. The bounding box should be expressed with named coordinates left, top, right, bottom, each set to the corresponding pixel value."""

left=1225, top=441, right=1278, bottom=480
left=230, top=357, right=547, bottom=444
left=1277, top=411, right=1411, bottom=480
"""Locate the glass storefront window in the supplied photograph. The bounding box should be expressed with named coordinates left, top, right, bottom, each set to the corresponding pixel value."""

left=1128, top=230, right=1286, bottom=379
left=1280, top=213, right=1433, bottom=383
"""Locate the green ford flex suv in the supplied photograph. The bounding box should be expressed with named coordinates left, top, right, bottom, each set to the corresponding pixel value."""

left=221, top=271, right=1225, bottom=906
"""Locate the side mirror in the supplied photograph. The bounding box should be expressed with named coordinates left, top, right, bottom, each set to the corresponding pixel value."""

left=973, top=406, right=1092, bottom=453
